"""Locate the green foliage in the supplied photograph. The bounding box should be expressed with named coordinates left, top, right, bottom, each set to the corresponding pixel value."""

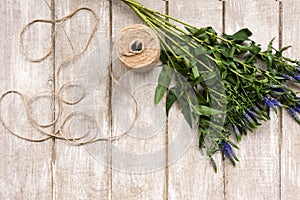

left=155, top=64, right=173, bottom=104
left=223, top=28, right=252, bottom=43
left=122, top=0, right=300, bottom=171
left=166, top=88, right=177, bottom=116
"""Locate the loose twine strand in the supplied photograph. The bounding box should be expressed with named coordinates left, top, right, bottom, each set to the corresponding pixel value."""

left=0, top=7, right=139, bottom=145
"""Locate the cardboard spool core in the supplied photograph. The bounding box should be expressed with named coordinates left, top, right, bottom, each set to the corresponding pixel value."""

left=130, top=39, right=144, bottom=53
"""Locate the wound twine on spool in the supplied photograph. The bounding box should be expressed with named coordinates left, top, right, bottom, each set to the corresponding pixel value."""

left=114, top=24, right=161, bottom=73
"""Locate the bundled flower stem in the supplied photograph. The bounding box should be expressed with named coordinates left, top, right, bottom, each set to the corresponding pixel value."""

left=121, top=0, right=300, bottom=171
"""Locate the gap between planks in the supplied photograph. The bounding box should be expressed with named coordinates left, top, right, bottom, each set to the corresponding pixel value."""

left=278, top=2, right=283, bottom=200
left=164, top=1, right=170, bottom=200
left=50, top=0, right=56, bottom=199
left=108, top=0, right=113, bottom=200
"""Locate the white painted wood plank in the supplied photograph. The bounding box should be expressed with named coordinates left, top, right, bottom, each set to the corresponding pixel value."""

left=225, top=1, right=280, bottom=199
left=168, top=1, right=225, bottom=199
left=111, top=0, right=167, bottom=199
left=0, top=0, right=53, bottom=199
left=281, top=1, right=300, bottom=199
left=53, top=1, right=111, bottom=199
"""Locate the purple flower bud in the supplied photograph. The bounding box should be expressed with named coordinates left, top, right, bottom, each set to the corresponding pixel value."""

left=246, top=109, right=259, bottom=118
left=253, top=104, right=263, bottom=113
left=271, top=91, right=285, bottom=96
left=294, top=74, right=300, bottom=81
left=270, top=85, right=286, bottom=93
left=237, top=119, right=245, bottom=130
left=295, top=106, right=300, bottom=113
left=283, top=74, right=296, bottom=81
left=270, top=85, right=282, bottom=89
left=231, top=124, right=240, bottom=135
left=289, top=108, right=299, bottom=121
left=221, top=140, right=238, bottom=165
left=263, top=96, right=275, bottom=108
left=244, top=113, right=251, bottom=121
left=295, top=105, right=300, bottom=113
left=271, top=99, right=282, bottom=107
left=297, top=66, right=300, bottom=72
left=243, top=112, right=256, bottom=125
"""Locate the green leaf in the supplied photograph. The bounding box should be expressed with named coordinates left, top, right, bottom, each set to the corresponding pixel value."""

left=202, top=71, right=218, bottom=81
left=229, top=46, right=236, bottom=58
left=166, top=89, right=177, bottom=116
left=160, top=50, right=169, bottom=63
left=155, top=65, right=174, bottom=104
left=173, top=46, right=185, bottom=55
left=190, top=58, right=197, bottom=67
left=192, top=66, right=200, bottom=79
left=158, top=64, right=173, bottom=87
left=219, top=45, right=231, bottom=58
left=198, top=105, right=224, bottom=116
left=194, top=46, right=208, bottom=55
left=210, top=157, right=217, bottom=173
left=222, top=69, right=228, bottom=79
left=198, top=127, right=208, bottom=149
left=267, top=54, right=273, bottom=69
left=267, top=38, right=275, bottom=53
left=185, top=26, right=197, bottom=35
left=279, top=45, right=292, bottom=53
left=233, top=28, right=252, bottom=41
left=193, top=27, right=208, bottom=37
left=250, top=42, right=261, bottom=54
left=236, top=44, right=251, bottom=52
left=235, top=131, right=242, bottom=142
left=226, top=28, right=252, bottom=42
left=232, top=125, right=242, bottom=142
left=206, top=26, right=217, bottom=34
left=227, top=140, right=239, bottom=150
left=178, top=95, right=193, bottom=128
left=155, top=84, right=167, bottom=104
left=243, top=74, right=255, bottom=82
left=183, top=57, right=191, bottom=68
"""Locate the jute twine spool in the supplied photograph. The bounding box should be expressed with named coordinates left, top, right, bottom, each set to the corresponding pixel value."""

left=114, top=24, right=161, bottom=73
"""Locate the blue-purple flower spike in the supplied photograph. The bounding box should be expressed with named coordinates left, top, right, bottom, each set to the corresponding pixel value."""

left=244, top=113, right=252, bottom=121
left=295, top=105, right=300, bottom=113
left=253, top=104, right=263, bottom=114
left=289, top=108, right=299, bottom=122
left=269, top=85, right=287, bottom=92
left=221, top=140, right=239, bottom=166
left=294, top=74, right=300, bottom=81
left=283, top=74, right=296, bottom=81
left=237, top=119, right=246, bottom=130
left=271, top=99, right=282, bottom=107
left=246, top=109, right=259, bottom=118
left=243, top=112, right=257, bottom=127
left=263, top=96, right=275, bottom=108
left=232, top=124, right=242, bottom=142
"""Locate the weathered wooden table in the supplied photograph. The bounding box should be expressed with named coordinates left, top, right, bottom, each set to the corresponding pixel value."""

left=1, top=0, right=300, bottom=199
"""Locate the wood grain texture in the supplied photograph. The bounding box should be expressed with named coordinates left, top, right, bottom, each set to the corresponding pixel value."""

left=2, top=0, right=300, bottom=199
left=0, top=0, right=53, bottom=199
left=168, top=1, right=225, bottom=200
left=225, top=1, right=280, bottom=200
left=281, top=1, right=300, bottom=199
left=111, top=0, right=167, bottom=199
left=53, top=0, right=111, bottom=199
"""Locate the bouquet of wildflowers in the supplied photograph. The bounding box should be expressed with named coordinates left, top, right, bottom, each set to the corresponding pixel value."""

left=121, top=0, right=300, bottom=171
